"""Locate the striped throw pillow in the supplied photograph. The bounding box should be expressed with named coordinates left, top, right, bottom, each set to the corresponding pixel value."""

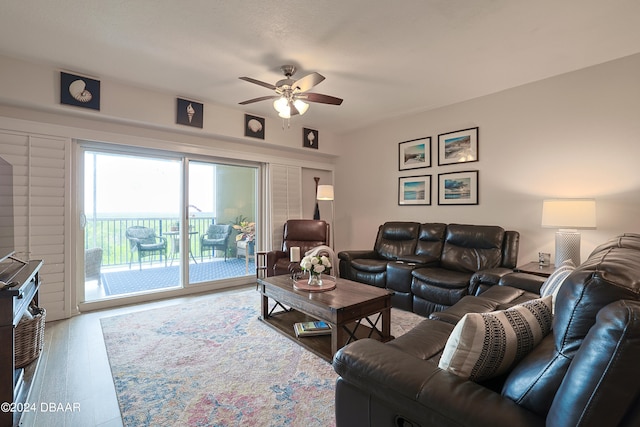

left=438, top=295, right=553, bottom=382
left=540, top=260, right=575, bottom=313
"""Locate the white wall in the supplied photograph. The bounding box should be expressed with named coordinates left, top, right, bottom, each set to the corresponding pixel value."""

left=0, top=55, right=339, bottom=317
left=0, top=55, right=341, bottom=157
left=335, top=53, right=640, bottom=264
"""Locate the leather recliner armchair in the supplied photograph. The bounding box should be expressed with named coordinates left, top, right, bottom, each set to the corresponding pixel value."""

left=265, top=219, right=329, bottom=277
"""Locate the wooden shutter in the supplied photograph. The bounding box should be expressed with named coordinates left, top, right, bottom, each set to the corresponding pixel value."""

left=0, top=130, right=70, bottom=321
left=269, top=164, right=302, bottom=250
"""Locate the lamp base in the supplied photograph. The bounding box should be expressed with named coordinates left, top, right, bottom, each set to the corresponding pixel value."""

left=555, top=230, right=581, bottom=266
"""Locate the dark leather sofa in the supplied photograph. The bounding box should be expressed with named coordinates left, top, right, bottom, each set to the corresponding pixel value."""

left=338, top=222, right=519, bottom=316
left=333, top=233, right=640, bottom=427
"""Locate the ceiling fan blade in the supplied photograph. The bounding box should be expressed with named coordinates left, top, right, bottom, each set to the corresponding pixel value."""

left=239, top=76, right=277, bottom=90
left=291, top=72, right=325, bottom=93
left=238, top=95, right=278, bottom=105
left=302, top=92, right=343, bottom=105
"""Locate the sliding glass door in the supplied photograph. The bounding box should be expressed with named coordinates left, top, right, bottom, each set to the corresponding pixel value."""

left=81, top=146, right=259, bottom=302
left=187, top=161, right=258, bottom=285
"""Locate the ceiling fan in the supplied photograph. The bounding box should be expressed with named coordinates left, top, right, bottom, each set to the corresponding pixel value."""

left=239, top=65, right=343, bottom=119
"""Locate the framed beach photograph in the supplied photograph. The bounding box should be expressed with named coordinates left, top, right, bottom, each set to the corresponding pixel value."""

left=398, top=175, right=431, bottom=206
left=438, top=170, right=478, bottom=205
left=399, top=137, right=431, bottom=170
left=438, top=127, right=478, bottom=165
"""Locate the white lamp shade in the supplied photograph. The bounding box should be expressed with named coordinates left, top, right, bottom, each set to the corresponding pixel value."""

left=541, top=199, right=596, bottom=229
left=316, top=185, right=334, bottom=201
left=293, top=100, right=309, bottom=115
left=274, top=97, right=291, bottom=118
left=273, top=97, right=288, bottom=113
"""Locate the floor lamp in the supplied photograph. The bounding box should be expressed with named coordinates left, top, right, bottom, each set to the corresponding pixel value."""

left=316, top=184, right=335, bottom=249
left=541, top=199, right=596, bottom=266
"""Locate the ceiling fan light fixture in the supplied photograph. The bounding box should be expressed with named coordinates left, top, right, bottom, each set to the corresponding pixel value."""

left=241, top=65, right=343, bottom=124
left=293, top=99, right=309, bottom=115
left=273, top=97, right=289, bottom=114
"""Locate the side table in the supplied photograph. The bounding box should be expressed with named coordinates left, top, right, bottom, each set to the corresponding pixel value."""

left=515, top=262, right=556, bottom=278
left=255, top=251, right=268, bottom=279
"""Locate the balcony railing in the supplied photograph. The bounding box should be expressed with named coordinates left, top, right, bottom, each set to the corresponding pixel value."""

left=84, top=216, right=218, bottom=267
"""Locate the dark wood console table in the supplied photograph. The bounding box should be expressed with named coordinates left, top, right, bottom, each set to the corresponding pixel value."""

left=0, top=259, right=43, bottom=427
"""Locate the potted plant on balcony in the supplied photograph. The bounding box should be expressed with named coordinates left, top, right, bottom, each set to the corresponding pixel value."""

left=233, top=220, right=255, bottom=258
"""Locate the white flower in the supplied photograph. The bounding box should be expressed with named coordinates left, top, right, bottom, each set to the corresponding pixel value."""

left=300, top=257, right=312, bottom=270
left=300, top=255, right=331, bottom=275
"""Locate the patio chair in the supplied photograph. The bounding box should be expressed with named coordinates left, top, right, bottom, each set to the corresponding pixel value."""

left=201, top=224, right=232, bottom=261
left=85, top=247, right=103, bottom=286
left=126, top=226, right=168, bottom=270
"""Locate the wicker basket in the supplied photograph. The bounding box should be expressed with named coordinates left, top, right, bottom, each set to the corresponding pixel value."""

left=15, top=307, right=46, bottom=368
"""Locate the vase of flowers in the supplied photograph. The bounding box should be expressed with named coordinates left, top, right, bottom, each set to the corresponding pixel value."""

left=300, top=255, right=332, bottom=286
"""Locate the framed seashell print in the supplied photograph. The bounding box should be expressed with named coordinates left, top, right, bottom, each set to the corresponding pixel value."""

left=244, top=114, right=265, bottom=139
left=60, top=72, right=100, bottom=110
left=303, top=128, right=319, bottom=149
left=176, top=98, right=203, bottom=128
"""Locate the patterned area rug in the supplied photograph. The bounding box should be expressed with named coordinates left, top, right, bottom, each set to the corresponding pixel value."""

left=101, top=287, right=424, bottom=426
left=102, top=258, right=253, bottom=296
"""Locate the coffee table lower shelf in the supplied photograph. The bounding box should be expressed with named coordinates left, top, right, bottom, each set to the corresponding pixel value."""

left=259, top=309, right=389, bottom=363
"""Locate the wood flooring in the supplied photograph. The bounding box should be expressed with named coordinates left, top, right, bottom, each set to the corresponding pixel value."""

left=24, top=286, right=249, bottom=427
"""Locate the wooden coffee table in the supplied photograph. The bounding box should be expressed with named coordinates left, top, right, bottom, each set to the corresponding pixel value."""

left=257, top=275, right=394, bottom=362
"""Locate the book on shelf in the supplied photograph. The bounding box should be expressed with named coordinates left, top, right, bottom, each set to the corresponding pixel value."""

left=294, top=321, right=332, bottom=337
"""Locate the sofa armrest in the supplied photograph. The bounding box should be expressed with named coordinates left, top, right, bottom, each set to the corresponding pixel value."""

left=498, top=272, right=545, bottom=294
left=337, top=250, right=378, bottom=261
left=469, top=267, right=515, bottom=296
left=333, top=339, right=543, bottom=427
left=265, top=250, right=287, bottom=276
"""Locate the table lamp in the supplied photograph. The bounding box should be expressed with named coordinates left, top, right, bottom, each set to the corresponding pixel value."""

left=541, top=199, right=596, bottom=266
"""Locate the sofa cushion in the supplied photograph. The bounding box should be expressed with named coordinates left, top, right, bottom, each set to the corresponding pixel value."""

left=440, top=224, right=505, bottom=273
left=411, top=267, right=473, bottom=307
left=414, top=222, right=447, bottom=258
left=438, top=296, right=552, bottom=382
left=428, top=295, right=499, bottom=325
left=350, top=258, right=388, bottom=273
left=374, top=221, right=420, bottom=260
left=539, top=260, right=574, bottom=312
left=387, top=319, right=454, bottom=360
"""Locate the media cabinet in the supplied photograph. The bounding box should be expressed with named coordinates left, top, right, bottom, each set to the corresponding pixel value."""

left=0, top=259, right=43, bottom=427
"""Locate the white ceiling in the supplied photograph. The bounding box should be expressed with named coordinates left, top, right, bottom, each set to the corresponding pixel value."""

left=2, top=0, right=640, bottom=134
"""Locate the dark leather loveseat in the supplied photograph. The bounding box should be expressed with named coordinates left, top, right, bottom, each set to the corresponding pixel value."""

left=333, top=233, right=640, bottom=427
left=338, top=222, right=519, bottom=316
